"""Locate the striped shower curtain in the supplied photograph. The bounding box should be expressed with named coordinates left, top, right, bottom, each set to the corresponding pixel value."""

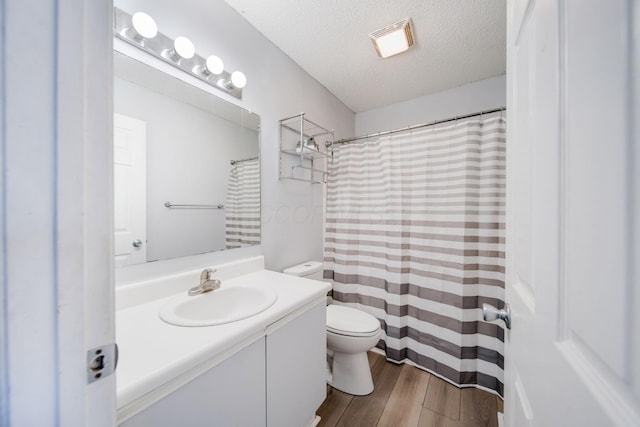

left=225, top=159, right=260, bottom=249
left=324, top=116, right=506, bottom=395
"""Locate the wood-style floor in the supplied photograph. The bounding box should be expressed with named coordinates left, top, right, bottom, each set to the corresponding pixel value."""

left=317, top=352, right=503, bottom=427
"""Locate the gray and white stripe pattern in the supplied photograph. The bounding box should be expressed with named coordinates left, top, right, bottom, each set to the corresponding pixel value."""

left=225, top=159, right=260, bottom=249
left=324, top=116, right=506, bottom=396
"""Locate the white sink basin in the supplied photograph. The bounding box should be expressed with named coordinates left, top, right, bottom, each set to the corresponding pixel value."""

left=159, top=285, right=278, bottom=327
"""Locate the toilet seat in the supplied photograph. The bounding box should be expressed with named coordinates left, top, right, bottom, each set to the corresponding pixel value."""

left=327, top=305, right=381, bottom=337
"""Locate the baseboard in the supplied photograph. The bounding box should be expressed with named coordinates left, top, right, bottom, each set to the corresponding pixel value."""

left=307, top=415, right=321, bottom=427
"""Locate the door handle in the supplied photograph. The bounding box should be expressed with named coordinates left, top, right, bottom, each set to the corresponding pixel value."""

left=132, top=239, right=143, bottom=248
left=482, top=303, right=511, bottom=329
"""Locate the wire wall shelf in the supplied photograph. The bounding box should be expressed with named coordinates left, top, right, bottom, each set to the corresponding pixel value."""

left=279, top=113, right=334, bottom=184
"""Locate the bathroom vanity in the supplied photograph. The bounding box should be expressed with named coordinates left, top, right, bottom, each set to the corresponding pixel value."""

left=116, top=256, right=331, bottom=427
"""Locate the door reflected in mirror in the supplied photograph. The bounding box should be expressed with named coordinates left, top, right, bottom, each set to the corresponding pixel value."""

left=113, top=51, right=260, bottom=267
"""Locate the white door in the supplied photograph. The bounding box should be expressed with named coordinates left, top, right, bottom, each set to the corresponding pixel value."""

left=504, top=0, right=639, bottom=425
left=114, top=113, right=147, bottom=267
left=1, top=1, right=115, bottom=425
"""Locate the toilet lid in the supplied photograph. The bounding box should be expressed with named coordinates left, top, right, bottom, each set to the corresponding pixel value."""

left=326, top=305, right=380, bottom=337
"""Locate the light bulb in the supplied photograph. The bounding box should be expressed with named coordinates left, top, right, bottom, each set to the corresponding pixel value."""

left=131, top=12, right=157, bottom=39
left=174, top=36, right=195, bottom=59
left=205, top=56, right=224, bottom=75
left=230, top=71, right=247, bottom=89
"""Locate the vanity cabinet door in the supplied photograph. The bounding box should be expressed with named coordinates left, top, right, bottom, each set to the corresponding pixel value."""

left=121, top=338, right=266, bottom=427
left=266, top=302, right=327, bottom=427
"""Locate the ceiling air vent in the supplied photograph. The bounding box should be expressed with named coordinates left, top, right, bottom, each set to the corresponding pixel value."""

left=369, top=17, right=414, bottom=59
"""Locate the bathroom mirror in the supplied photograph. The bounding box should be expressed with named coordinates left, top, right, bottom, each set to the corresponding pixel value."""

left=114, top=51, right=260, bottom=267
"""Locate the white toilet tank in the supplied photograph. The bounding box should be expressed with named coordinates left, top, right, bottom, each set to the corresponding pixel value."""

left=282, top=261, right=324, bottom=280
left=283, top=261, right=333, bottom=304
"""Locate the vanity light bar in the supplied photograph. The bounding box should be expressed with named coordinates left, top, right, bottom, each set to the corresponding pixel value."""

left=113, top=7, right=246, bottom=99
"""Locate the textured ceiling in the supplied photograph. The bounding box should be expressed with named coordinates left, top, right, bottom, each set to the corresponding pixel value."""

left=223, top=0, right=506, bottom=113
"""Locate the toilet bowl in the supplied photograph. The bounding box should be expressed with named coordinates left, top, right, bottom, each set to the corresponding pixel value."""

left=283, top=261, right=382, bottom=396
left=326, top=305, right=382, bottom=395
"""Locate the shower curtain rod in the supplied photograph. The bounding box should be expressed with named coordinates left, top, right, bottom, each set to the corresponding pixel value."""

left=329, top=106, right=506, bottom=146
left=230, top=156, right=258, bottom=165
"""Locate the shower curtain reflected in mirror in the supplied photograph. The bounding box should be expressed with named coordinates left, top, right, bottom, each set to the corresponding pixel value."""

left=225, top=159, right=260, bottom=249
left=324, top=116, right=506, bottom=395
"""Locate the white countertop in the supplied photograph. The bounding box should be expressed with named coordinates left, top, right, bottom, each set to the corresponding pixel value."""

left=116, top=268, right=331, bottom=419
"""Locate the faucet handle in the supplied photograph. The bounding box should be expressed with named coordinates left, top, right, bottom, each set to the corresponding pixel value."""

left=200, top=268, right=217, bottom=281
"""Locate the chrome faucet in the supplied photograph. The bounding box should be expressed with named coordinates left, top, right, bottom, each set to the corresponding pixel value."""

left=188, top=268, right=221, bottom=296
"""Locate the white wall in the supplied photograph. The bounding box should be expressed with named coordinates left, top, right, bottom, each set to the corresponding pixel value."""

left=355, top=75, right=506, bottom=135
left=114, top=0, right=354, bottom=275
left=114, top=78, right=258, bottom=261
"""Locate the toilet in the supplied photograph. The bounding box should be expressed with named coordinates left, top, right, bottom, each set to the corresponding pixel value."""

left=283, top=261, right=382, bottom=396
